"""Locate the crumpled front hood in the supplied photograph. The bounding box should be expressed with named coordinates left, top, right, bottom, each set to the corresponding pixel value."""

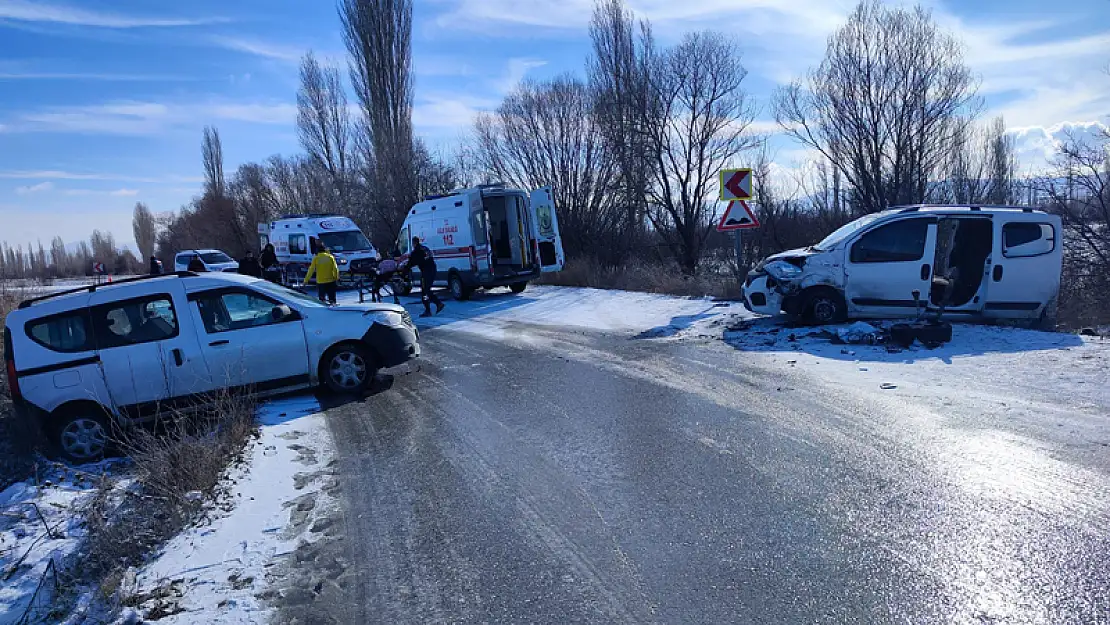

left=765, top=247, right=817, bottom=262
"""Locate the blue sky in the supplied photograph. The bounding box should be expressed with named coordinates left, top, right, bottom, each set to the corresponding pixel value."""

left=1, top=0, right=1108, bottom=251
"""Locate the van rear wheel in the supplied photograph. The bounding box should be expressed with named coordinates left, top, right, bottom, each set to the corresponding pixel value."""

left=449, top=274, right=472, bottom=301
left=53, top=410, right=111, bottom=463
left=510, top=282, right=527, bottom=294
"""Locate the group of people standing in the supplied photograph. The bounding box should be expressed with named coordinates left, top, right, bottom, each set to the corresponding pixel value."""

left=146, top=235, right=444, bottom=316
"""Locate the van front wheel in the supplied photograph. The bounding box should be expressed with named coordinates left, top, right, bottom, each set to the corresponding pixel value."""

left=321, top=343, right=375, bottom=393
left=802, top=288, right=847, bottom=325
left=510, top=281, right=527, bottom=294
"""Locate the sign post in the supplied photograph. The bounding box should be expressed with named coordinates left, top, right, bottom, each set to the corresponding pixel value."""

left=717, top=168, right=759, bottom=272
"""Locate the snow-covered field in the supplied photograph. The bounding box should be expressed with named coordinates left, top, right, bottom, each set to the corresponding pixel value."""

left=3, top=284, right=1106, bottom=623
left=0, top=460, right=128, bottom=625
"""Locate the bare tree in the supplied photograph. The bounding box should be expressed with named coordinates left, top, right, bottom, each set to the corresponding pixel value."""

left=202, top=125, right=226, bottom=199
left=643, top=31, right=758, bottom=274
left=934, top=116, right=1016, bottom=205
left=132, top=202, right=158, bottom=261
left=775, top=0, right=981, bottom=213
left=1032, top=124, right=1110, bottom=326
left=473, top=75, right=622, bottom=260
left=89, top=230, right=117, bottom=267
left=340, top=0, right=416, bottom=236
left=298, top=52, right=353, bottom=208
left=588, top=0, right=658, bottom=251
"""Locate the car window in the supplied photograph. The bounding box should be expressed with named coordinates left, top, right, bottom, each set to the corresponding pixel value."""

left=27, top=312, right=93, bottom=353
left=850, top=219, right=930, bottom=263
left=1003, top=222, right=1055, bottom=258
left=91, top=296, right=178, bottom=349
left=194, top=290, right=290, bottom=334
left=201, top=252, right=233, bottom=264
left=289, top=234, right=308, bottom=255
left=320, top=231, right=372, bottom=252
left=397, top=227, right=410, bottom=255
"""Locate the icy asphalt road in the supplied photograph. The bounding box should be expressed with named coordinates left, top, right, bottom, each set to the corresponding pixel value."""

left=297, top=320, right=1110, bottom=624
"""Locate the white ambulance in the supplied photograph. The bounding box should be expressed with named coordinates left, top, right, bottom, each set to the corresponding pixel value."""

left=396, top=184, right=565, bottom=300
left=259, top=214, right=379, bottom=284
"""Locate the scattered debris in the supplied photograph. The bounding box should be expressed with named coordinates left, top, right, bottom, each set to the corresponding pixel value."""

left=880, top=383, right=898, bottom=390
left=836, top=322, right=883, bottom=345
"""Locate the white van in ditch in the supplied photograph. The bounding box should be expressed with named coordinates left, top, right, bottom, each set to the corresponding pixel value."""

left=259, top=214, right=379, bottom=283
left=742, top=205, right=1063, bottom=325
left=4, top=272, right=419, bottom=462
left=384, top=184, right=565, bottom=300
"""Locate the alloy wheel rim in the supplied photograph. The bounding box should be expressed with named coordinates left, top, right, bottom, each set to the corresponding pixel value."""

left=61, top=418, right=107, bottom=460
left=330, top=351, right=367, bottom=388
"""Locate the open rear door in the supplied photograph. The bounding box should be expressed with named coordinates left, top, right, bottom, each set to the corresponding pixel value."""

left=528, top=186, right=565, bottom=273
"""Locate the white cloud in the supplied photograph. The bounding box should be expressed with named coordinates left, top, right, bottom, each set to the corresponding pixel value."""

left=207, top=103, right=297, bottom=125
left=2, top=100, right=299, bottom=135
left=413, top=94, right=500, bottom=131
left=61, top=188, right=141, bottom=197
left=0, top=0, right=220, bottom=28
left=0, top=170, right=202, bottom=183
left=15, top=181, right=54, bottom=194
left=210, top=36, right=306, bottom=62
left=495, top=57, right=548, bottom=92
left=1009, top=120, right=1110, bottom=174
left=0, top=72, right=193, bottom=81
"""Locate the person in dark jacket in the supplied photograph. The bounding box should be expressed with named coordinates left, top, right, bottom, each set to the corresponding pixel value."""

left=238, top=250, right=262, bottom=278
left=148, top=255, right=163, bottom=275
left=259, top=243, right=282, bottom=283
left=408, top=237, right=444, bottom=317
left=187, top=254, right=207, bottom=272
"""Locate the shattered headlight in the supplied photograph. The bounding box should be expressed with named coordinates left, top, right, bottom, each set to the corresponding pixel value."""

left=763, top=260, right=802, bottom=281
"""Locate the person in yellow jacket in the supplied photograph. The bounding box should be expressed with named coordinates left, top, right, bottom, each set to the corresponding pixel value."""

left=303, top=246, right=340, bottom=304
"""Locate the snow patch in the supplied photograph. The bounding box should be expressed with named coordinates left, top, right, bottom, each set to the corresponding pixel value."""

left=0, top=460, right=127, bottom=625
left=127, top=393, right=332, bottom=624
left=338, top=284, right=746, bottom=337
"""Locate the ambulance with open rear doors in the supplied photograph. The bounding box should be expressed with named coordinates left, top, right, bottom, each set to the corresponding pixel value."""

left=388, top=184, right=565, bottom=300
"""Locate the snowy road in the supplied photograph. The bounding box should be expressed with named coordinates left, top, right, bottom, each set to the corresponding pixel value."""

left=277, top=292, right=1110, bottom=625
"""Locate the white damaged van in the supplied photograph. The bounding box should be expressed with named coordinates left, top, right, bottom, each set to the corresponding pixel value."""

left=742, top=205, right=1063, bottom=326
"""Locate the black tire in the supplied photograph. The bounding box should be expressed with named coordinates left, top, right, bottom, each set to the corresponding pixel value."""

left=802, top=287, right=847, bottom=325
left=321, top=343, right=376, bottom=393
left=395, top=277, right=413, bottom=297
left=52, top=408, right=112, bottom=464
left=448, top=273, right=472, bottom=301
left=509, top=281, right=528, bottom=294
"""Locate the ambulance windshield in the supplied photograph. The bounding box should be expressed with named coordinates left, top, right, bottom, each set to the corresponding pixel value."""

left=320, top=230, right=372, bottom=252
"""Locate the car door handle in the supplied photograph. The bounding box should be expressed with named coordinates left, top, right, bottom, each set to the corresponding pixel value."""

left=172, top=348, right=184, bottom=367
left=993, top=265, right=1004, bottom=282
left=209, top=340, right=230, bottom=347
left=920, top=263, right=931, bottom=281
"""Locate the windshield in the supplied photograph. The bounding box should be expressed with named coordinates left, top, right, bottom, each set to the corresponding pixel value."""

left=812, top=213, right=885, bottom=251
left=201, top=252, right=234, bottom=264
left=320, top=230, right=372, bottom=252
left=251, top=280, right=327, bottom=308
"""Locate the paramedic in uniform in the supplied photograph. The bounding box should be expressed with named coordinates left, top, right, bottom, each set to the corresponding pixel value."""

left=408, top=237, right=444, bottom=317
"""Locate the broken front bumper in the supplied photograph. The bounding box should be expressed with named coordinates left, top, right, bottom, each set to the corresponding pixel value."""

left=742, top=274, right=785, bottom=316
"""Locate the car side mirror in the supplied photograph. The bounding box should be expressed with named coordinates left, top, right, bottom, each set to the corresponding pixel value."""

left=272, top=304, right=293, bottom=321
